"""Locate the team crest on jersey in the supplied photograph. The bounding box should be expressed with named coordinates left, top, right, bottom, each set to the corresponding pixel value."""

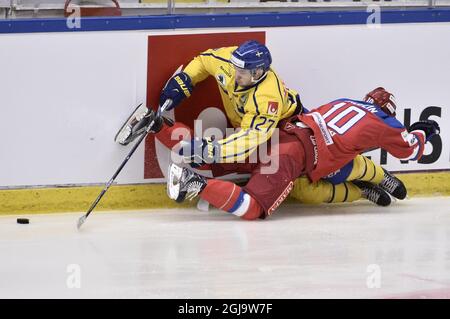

left=217, top=74, right=227, bottom=87
left=236, top=94, right=248, bottom=114
left=267, top=101, right=279, bottom=115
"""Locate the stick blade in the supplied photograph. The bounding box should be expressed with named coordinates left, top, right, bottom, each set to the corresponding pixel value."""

left=77, top=215, right=87, bottom=230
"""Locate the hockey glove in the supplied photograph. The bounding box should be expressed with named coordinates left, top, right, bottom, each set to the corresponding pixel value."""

left=408, top=120, right=440, bottom=142
left=159, top=72, right=193, bottom=111
left=179, top=137, right=220, bottom=168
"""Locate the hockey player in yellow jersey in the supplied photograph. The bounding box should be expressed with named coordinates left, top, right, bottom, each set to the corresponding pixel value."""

left=158, top=40, right=302, bottom=164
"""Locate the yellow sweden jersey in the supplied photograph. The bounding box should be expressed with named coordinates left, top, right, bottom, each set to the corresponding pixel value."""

left=183, top=46, right=302, bottom=163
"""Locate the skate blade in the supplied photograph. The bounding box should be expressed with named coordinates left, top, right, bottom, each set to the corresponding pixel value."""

left=114, top=103, right=149, bottom=145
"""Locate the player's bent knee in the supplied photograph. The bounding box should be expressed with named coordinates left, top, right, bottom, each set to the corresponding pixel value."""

left=156, top=122, right=193, bottom=149
left=240, top=196, right=264, bottom=220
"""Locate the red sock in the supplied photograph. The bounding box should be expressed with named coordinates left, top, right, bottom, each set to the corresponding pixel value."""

left=156, top=122, right=211, bottom=171
left=200, top=179, right=263, bottom=220
left=155, top=122, right=192, bottom=149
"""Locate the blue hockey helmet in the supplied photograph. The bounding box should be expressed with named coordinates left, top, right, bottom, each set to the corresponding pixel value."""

left=230, top=40, right=272, bottom=72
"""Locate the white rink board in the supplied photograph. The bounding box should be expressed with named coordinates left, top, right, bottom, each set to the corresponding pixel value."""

left=0, top=23, right=449, bottom=187
left=268, top=23, right=450, bottom=172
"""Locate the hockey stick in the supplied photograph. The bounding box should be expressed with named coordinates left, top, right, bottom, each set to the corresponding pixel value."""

left=77, top=99, right=172, bottom=230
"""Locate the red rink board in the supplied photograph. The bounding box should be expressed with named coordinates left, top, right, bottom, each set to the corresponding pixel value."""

left=145, top=32, right=265, bottom=178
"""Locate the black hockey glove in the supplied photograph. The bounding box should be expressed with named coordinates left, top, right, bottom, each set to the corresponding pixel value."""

left=179, top=137, right=220, bottom=168
left=159, top=72, right=193, bottom=111
left=408, top=120, right=440, bottom=142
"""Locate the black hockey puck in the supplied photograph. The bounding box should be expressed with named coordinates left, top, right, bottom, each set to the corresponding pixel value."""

left=17, top=218, right=29, bottom=224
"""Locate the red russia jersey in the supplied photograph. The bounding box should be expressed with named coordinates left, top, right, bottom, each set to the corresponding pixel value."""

left=297, top=99, right=426, bottom=182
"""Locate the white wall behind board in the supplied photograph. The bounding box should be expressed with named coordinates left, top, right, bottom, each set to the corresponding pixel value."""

left=0, top=31, right=148, bottom=187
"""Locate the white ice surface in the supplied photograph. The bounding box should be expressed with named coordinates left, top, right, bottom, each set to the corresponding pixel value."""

left=1, top=197, right=449, bottom=299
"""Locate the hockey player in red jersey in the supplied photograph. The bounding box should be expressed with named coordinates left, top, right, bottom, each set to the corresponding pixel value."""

left=284, top=87, right=406, bottom=207
left=167, top=87, right=440, bottom=220
left=297, top=92, right=429, bottom=183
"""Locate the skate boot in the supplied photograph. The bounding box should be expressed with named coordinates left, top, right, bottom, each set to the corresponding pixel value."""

left=352, top=181, right=392, bottom=207
left=167, top=164, right=207, bottom=203
left=115, top=103, right=163, bottom=145
left=378, top=168, right=407, bottom=200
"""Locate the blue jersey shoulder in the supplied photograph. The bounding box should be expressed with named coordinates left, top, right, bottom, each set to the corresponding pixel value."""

left=332, top=98, right=404, bottom=129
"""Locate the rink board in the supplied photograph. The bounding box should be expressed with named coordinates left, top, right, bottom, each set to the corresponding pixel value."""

left=0, top=10, right=449, bottom=214
left=0, top=172, right=449, bottom=215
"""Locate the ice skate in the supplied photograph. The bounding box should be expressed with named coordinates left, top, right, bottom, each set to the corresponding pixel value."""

left=115, top=103, right=162, bottom=146
left=378, top=168, right=407, bottom=200
left=353, top=180, right=392, bottom=206
left=167, top=164, right=207, bottom=203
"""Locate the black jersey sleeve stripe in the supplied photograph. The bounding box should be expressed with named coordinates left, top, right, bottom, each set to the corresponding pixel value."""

left=221, top=146, right=257, bottom=159
left=292, top=93, right=304, bottom=115
left=219, top=85, right=228, bottom=95
left=219, top=130, right=250, bottom=146
left=253, top=84, right=260, bottom=115
left=200, top=53, right=230, bottom=63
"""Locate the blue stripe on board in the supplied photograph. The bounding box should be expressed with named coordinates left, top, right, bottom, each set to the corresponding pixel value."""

left=1, top=8, right=450, bottom=34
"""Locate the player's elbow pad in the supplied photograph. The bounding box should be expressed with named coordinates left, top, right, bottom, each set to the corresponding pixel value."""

left=159, top=72, right=194, bottom=110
